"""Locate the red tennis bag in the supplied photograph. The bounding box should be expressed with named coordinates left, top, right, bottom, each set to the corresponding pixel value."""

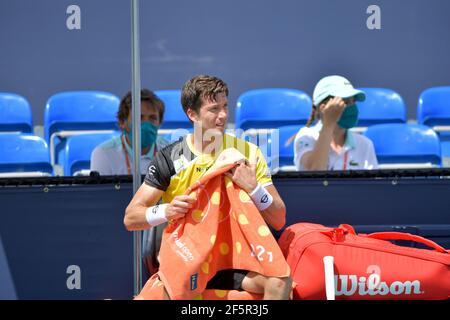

left=278, top=223, right=450, bottom=300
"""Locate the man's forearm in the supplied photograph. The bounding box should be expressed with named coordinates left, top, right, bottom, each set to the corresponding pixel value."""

left=260, top=197, right=286, bottom=231
left=249, top=184, right=286, bottom=231
left=124, top=203, right=152, bottom=231
left=123, top=184, right=165, bottom=231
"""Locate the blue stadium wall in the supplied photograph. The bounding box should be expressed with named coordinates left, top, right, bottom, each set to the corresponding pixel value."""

left=1, top=175, right=450, bottom=299
left=1, top=0, right=450, bottom=123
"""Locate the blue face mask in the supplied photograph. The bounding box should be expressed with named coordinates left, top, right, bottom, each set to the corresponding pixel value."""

left=124, top=121, right=159, bottom=150
left=337, top=104, right=359, bottom=129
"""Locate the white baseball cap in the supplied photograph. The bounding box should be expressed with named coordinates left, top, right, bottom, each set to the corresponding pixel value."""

left=313, top=75, right=366, bottom=106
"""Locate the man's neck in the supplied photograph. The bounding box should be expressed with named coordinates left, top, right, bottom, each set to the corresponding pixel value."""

left=124, top=134, right=151, bottom=156
left=191, top=129, right=224, bottom=155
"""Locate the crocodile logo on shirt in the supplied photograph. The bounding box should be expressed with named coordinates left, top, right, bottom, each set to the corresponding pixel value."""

left=299, top=141, right=309, bottom=148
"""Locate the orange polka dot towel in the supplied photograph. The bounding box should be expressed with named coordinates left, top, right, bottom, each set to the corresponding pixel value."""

left=137, top=148, right=290, bottom=300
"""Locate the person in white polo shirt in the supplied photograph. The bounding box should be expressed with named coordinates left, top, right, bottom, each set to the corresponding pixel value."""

left=90, top=89, right=170, bottom=175
left=294, top=75, right=378, bottom=171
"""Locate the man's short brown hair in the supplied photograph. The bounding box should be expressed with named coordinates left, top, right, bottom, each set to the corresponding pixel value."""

left=117, top=89, right=165, bottom=124
left=181, top=75, right=229, bottom=115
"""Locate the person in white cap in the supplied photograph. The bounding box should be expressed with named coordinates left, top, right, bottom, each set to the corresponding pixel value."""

left=293, top=75, right=378, bottom=171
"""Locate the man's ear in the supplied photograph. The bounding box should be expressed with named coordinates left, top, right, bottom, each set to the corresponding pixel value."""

left=186, top=108, right=198, bottom=123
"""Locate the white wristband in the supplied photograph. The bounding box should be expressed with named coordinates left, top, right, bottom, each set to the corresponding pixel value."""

left=145, top=204, right=169, bottom=227
left=249, top=184, right=273, bottom=211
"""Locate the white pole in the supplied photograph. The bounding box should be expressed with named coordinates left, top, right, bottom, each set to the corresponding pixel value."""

left=131, top=0, right=142, bottom=296
left=323, top=256, right=335, bottom=300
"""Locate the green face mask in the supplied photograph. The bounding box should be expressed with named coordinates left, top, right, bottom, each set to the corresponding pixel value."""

left=337, top=104, right=359, bottom=129
left=124, top=121, right=159, bottom=149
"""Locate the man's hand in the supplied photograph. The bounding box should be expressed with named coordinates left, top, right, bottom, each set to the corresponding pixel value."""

left=321, top=96, right=346, bottom=127
left=165, top=195, right=196, bottom=221
left=225, top=158, right=258, bottom=194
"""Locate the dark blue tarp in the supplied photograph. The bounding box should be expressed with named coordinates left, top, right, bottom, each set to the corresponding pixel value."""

left=0, top=235, right=17, bottom=299
left=0, top=175, right=449, bottom=299
left=278, top=178, right=450, bottom=226
left=0, top=184, right=133, bottom=300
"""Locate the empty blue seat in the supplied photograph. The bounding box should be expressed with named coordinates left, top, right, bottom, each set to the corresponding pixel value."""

left=231, top=125, right=300, bottom=172
left=0, top=93, right=33, bottom=133
left=442, top=141, right=450, bottom=158
left=441, top=141, right=450, bottom=168
left=44, top=91, right=120, bottom=165
left=64, top=132, right=120, bottom=176
left=235, top=89, right=312, bottom=130
left=356, top=88, right=407, bottom=127
left=417, top=87, right=450, bottom=127
left=272, top=125, right=303, bottom=169
left=256, top=138, right=275, bottom=173
left=417, top=87, right=450, bottom=141
left=364, top=124, right=441, bottom=167
left=155, top=90, right=191, bottom=130
left=0, top=134, right=52, bottom=176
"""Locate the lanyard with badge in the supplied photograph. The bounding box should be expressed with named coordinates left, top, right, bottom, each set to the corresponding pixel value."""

left=121, top=135, right=157, bottom=175
left=342, top=151, right=349, bottom=170
left=329, top=150, right=349, bottom=171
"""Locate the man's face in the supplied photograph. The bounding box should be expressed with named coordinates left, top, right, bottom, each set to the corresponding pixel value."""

left=124, top=100, right=160, bottom=131
left=191, top=92, right=228, bottom=135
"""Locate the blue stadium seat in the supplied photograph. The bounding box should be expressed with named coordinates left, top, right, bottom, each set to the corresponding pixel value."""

left=257, top=138, right=275, bottom=173
left=0, top=93, right=33, bottom=133
left=417, top=86, right=450, bottom=127
left=64, top=132, right=120, bottom=176
left=364, top=124, right=441, bottom=168
left=44, top=91, right=120, bottom=166
left=0, top=133, right=52, bottom=176
left=442, top=141, right=450, bottom=157
left=441, top=141, right=450, bottom=167
left=154, top=90, right=190, bottom=130
left=232, top=125, right=301, bottom=173
left=356, top=88, right=407, bottom=127
left=273, top=125, right=303, bottom=170
left=417, top=86, right=450, bottom=141
left=235, top=89, right=312, bottom=130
